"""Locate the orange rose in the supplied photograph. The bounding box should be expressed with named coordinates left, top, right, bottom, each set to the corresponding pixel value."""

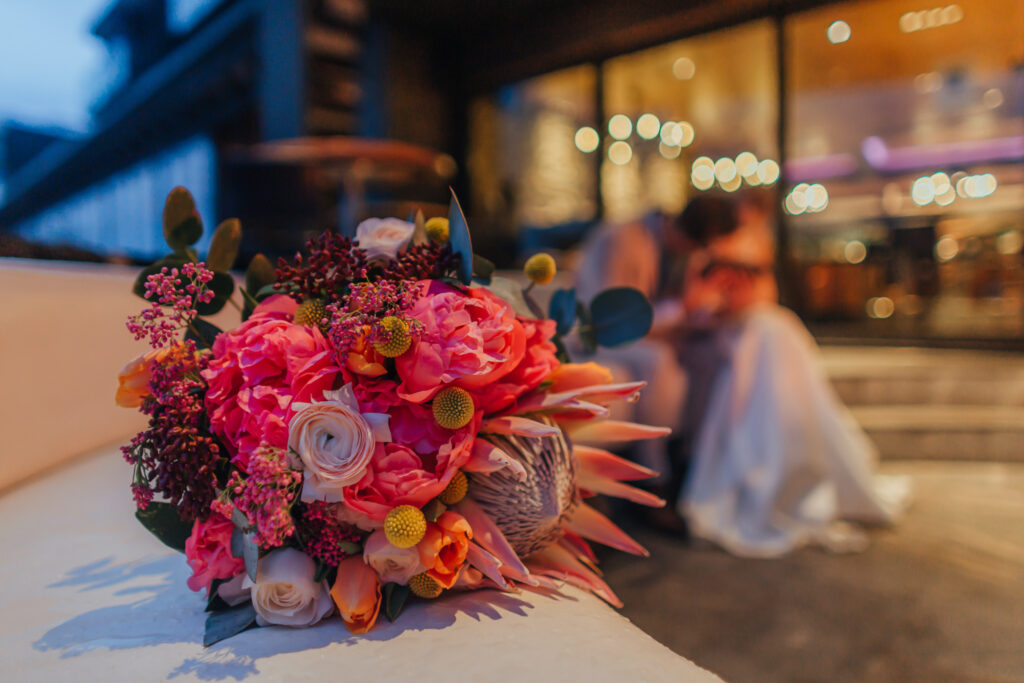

left=330, top=556, right=382, bottom=634
left=547, top=362, right=614, bottom=394
left=115, top=342, right=191, bottom=407
left=345, top=328, right=388, bottom=378
left=416, top=511, right=472, bottom=589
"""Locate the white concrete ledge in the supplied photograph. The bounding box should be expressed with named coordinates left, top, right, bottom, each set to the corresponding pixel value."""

left=0, top=446, right=720, bottom=682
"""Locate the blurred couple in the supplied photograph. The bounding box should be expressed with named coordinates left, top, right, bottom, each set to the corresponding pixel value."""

left=575, top=194, right=911, bottom=557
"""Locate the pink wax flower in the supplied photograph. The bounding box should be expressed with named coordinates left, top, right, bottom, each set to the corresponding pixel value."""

left=395, top=282, right=527, bottom=404
left=185, top=513, right=244, bottom=595
left=203, top=295, right=341, bottom=469
left=472, top=317, right=560, bottom=415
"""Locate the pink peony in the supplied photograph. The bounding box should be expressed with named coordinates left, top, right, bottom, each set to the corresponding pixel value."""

left=395, top=282, right=527, bottom=403
left=203, top=295, right=341, bottom=469
left=185, top=513, right=244, bottom=595
left=472, top=317, right=560, bottom=414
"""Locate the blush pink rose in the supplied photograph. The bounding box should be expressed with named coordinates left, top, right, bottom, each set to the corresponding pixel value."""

left=395, top=282, right=527, bottom=403
left=203, top=295, right=341, bottom=469
left=185, top=513, right=244, bottom=595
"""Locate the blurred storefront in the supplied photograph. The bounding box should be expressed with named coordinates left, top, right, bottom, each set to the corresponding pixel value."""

left=467, top=0, right=1024, bottom=347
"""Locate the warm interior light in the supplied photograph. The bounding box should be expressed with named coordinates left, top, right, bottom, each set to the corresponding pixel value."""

left=608, top=140, right=633, bottom=165
left=672, top=57, right=696, bottom=80
left=636, top=113, right=660, bottom=140
left=574, top=126, right=599, bottom=153
left=608, top=114, right=633, bottom=140
left=827, top=20, right=851, bottom=44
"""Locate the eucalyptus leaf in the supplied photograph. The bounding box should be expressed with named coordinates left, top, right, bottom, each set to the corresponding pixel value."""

left=484, top=275, right=536, bottom=319
left=338, top=541, right=362, bottom=556
left=245, top=254, right=276, bottom=295
left=383, top=583, right=410, bottom=623
left=203, top=602, right=257, bottom=647
left=242, top=531, right=259, bottom=582
left=589, top=287, right=654, bottom=348
left=135, top=502, right=191, bottom=552
left=548, top=288, right=577, bottom=336
left=206, top=578, right=229, bottom=612
left=231, top=507, right=250, bottom=531
left=447, top=190, right=473, bottom=285
left=184, top=318, right=222, bottom=350
left=421, top=499, right=446, bottom=523
left=230, top=527, right=244, bottom=559
left=206, top=218, right=242, bottom=272
left=313, top=560, right=331, bottom=584
left=163, top=187, right=203, bottom=250
left=195, top=272, right=235, bottom=316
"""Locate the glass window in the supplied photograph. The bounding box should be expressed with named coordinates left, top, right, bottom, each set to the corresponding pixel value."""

left=786, top=0, right=1024, bottom=340
left=602, top=20, right=779, bottom=222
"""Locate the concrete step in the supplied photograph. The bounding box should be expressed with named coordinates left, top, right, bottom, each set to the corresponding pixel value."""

left=849, top=404, right=1024, bottom=462
left=820, top=346, right=1024, bottom=406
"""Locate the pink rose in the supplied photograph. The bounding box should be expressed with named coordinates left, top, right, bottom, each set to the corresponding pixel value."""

left=363, top=529, right=425, bottom=584
left=288, top=385, right=391, bottom=502
left=185, top=513, right=244, bottom=595
left=203, top=295, right=341, bottom=469
left=396, top=282, right=527, bottom=403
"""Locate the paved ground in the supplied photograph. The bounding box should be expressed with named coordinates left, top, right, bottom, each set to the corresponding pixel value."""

left=600, top=461, right=1024, bottom=683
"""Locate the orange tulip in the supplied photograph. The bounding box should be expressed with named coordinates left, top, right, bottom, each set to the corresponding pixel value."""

left=416, top=511, right=472, bottom=589
left=547, top=362, right=614, bottom=394
left=330, top=556, right=382, bottom=634
left=115, top=342, right=191, bottom=407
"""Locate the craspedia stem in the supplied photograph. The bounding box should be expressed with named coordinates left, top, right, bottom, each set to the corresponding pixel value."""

left=432, top=387, right=475, bottom=429
left=384, top=505, right=426, bottom=548
left=408, top=572, right=443, bottom=599
left=373, top=316, right=412, bottom=358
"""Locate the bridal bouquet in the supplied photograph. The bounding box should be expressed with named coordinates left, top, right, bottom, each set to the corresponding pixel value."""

left=117, top=187, right=666, bottom=645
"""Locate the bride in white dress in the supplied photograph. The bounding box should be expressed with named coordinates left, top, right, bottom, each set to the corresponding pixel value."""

left=677, top=196, right=912, bottom=557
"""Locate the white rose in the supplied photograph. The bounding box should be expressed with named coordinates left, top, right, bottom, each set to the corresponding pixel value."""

left=243, top=548, right=333, bottom=627
left=288, top=384, right=391, bottom=502
left=362, top=529, right=425, bottom=584
left=355, top=218, right=415, bottom=260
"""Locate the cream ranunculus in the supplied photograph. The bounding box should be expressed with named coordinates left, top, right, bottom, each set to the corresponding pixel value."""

left=288, top=384, right=391, bottom=502
left=362, top=529, right=426, bottom=584
left=243, top=548, right=333, bottom=627
left=355, top=218, right=415, bottom=261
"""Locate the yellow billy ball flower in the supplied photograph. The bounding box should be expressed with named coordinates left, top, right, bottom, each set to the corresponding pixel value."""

left=432, top=387, right=474, bottom=430
left=384, top=505, right=427, bottom=548
left=373, top=316, right=412, bottom=358
left=424, top=217, right=450, bottom=244
left=438, top=471, right=468, bottom=505
left=294, top=298, right=327, bottom=330
left=523, top=253, right=556, bottom=285
left=408, top=572, right=443, bottom=599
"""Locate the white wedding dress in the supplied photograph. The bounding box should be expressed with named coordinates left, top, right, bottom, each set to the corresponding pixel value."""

left=680, top=305, right=912, bottom=557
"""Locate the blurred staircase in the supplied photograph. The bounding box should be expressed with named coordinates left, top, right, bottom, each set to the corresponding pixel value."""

left=820, top=346, right=1024, bottom=462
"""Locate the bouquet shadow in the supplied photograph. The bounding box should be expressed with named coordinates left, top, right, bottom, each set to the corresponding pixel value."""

left=34, top=555, right=547, bottom=681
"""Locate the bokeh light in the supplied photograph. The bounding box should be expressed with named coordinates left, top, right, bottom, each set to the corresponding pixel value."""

left=844, top=240, right=867, bottom=264
left=827, top=20, right=851, bottom=44
left=608, top=114, right=632, bottom=140
left=935, top=235, right=959, bottom=262
left=659, top=121, right=682, bottom=146
left=574, top=126, right=599, bottom=153
left=636, top=113, right=660, bottom=140
left=672, top=57, right=696, bottom=80
left=608, top=140, right=633, bottom=165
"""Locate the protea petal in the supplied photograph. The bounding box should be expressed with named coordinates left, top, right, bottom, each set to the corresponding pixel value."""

left=466, top=542, right=511, bottom=590
left=455, top=498, right=537, bottom=585
left=481, top=416, right=561, bottom=438
left=528, top=544, right=623, bottom=608
left=559, top=530, right=599, bottom=568
left=575, top=445, right=660, bottom=482
left=577, top=470, right=666, bottom=508
left=567, top=419, right=671, bottom=444
left=566, top=503, right=649, bottom=557
left=463, top=439, right=528, bottom=481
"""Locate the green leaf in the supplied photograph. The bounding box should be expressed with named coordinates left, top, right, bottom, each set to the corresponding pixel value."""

left=206, top=218, right=242, bottom=272
left=552, top=334, right=572, bottom=363
left=135, top=502, right=192, bottom=552
left=313, top=560, right=331, bottom=584
left=484, top=275, right=536, bottom=319
left=206, top=578, right=229, bottom=612
left=195, top=272, right=235, bottom=316
left=240, top=530, right=259, bottom=581
left=338, top=541, right=362, bottom=556
left=421, top=499, right=446, bottom=523
left=576, top=301, right=597, bottom=354
left=383, top=583, right=411, bottom=623
left=548, top=288, right=577, bottom=336
left=163, top=187, right=203, bottom=250
left=471, top=254, right=495, bottom=284
left=447, top=190, right=473, bottom=285
left=132, top=255, right=188, bottom=300
left=203, top=602, right=257, bottom=647
left=589, top=287, right=654, bottom=348
left=245, top=254, right=276, bottom=295
left=184, top=318, right=222, bottom=350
